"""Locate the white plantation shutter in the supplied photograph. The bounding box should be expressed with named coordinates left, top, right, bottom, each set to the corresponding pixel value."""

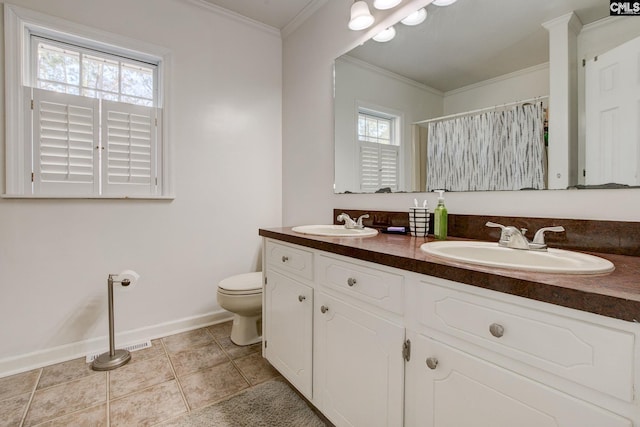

left=101, top=101, right=159, bottom=196
left=380, top=145, right=399, bottom=189
left=359, top=141, right=399, bottom=192
left=360, top=143, right=380, bottom=191
left=32, top=88, right=99, bottom=196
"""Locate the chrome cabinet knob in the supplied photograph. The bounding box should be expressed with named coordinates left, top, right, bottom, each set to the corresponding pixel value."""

left=320, top=305, right=329, bottom=314
left=347, top=277, right=357, bottom=287
left=298, top=295, right=306, bottom=302
left=489, top=323, right=505, bottom=338
left=281, top=256, right=289, bottom=262
left=426, top=357, right=438, bottom=370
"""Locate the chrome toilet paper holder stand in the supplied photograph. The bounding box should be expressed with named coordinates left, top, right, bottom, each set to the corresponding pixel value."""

left=92, top=274, right=132, bottom=371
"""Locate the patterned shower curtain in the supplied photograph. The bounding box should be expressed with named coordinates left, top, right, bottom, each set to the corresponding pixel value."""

left=426, top=103, right=546, bottom=191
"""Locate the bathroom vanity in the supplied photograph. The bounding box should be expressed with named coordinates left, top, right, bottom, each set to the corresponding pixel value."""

left=260, top=221, right=640, bottom=427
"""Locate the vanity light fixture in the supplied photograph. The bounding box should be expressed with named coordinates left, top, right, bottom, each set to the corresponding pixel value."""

left=349, top=1, right=375, bottom=30
left=432, top=0, right=457, bottom=5
left=373, top=26, right=396, bottom=42
left=373, top=0, right=402, bottom=10
left=401, top=7, right=427, bottom=26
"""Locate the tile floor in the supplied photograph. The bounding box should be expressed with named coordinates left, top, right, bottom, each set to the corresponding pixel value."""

left=0, top=321, right=288, bottom=426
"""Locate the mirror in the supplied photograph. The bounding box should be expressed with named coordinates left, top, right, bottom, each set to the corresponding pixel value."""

left=334, top=0, right=640, bottom=194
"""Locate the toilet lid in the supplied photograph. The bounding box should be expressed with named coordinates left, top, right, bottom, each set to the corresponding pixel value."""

left=218, top=272, right=263, bottom=293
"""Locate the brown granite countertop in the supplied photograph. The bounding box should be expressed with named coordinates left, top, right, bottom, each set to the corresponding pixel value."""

left=259, top=227, right=640, bottom=323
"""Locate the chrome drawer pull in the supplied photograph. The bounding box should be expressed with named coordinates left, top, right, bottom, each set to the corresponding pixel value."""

left=426, top=357, right=439, bottom=370
left=489, top=323, right=505, bottom=338
left=298, top=295, right=306, bottom=302
left=347, top=277, right=357, bottom=287
left=281, top=256, right=289, bottom=262
left=320, top=305, right=329, bottom=314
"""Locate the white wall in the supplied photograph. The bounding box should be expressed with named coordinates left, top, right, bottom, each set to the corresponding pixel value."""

left=334, top=56, right=442, bottom=193
left=443, top=63, right=549, bottom=115
left=0, top=0, right=282, bottom=375
left=282, top=0, right=640, bottom=226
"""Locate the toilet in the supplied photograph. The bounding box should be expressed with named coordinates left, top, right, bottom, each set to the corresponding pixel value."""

left=216, top=272, right=263, bottom=346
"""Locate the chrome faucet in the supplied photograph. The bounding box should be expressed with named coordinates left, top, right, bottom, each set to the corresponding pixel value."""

left=337, top=213, right=370, bottom=229
left=486, top=222, right=564, bottom=251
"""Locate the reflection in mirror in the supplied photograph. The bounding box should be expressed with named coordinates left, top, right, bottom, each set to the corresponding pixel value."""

left=334, top=0, right=640, bottom=194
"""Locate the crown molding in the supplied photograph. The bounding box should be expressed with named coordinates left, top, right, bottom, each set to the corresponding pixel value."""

left=281, top=0, right=328, bottom=39
left=338, top=55, right=443, bottom=96
left=177, top=0, right=281, bottom=38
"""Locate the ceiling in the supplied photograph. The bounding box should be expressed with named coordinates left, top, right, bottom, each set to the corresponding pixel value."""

left=345, top=0, right=609, bottom=92
left=200, top=0, right=320, bottom=30
left=200, top=0, right=610, bottom=92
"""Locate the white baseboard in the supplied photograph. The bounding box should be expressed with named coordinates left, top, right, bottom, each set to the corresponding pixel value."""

left=0, top=310, right=233, bottom=378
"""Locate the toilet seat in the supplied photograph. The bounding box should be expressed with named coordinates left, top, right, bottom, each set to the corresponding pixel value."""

left=217, top=272, right=262, bottom=296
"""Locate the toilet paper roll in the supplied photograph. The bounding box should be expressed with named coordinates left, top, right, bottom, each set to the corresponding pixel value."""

left=116, top=270, right=140, bottom=290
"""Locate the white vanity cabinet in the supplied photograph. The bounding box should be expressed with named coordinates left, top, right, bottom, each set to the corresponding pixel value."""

left=314, top=292, right=405, bottom=427
left=263, top=239, right=406, bottom=427
left=404, top=330, right=632, bottom=427
left=261, top=236, right=640, bottom=426
left=404, top=275, right=638, bottom=426
left=263, top=240, right=314, bottom=399
left=315, top=253, right=405, bottom=427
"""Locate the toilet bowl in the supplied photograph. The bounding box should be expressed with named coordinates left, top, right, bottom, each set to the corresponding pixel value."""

left=216, top=272, right=263, bottom=346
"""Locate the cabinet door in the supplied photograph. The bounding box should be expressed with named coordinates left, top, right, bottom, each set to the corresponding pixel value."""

left=404, top=330, right=632, bottom=427
left=264, top=270, right=313, bottom=399
left=315, top=292, right=404, bottom=427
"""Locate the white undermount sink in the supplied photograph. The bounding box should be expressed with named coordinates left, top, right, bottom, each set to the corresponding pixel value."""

left=292, top=224, right=378, bottom=237
left=420, top=240, right=614, bottom=274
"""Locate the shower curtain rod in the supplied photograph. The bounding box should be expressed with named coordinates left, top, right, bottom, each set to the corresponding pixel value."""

left=413, top=95, right=549, bottom=126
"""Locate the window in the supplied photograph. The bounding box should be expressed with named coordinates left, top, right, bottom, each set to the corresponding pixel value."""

left=357, top=108, right=400, bottom=192
left=4, top=4, right=171, bottom=198
left=34, top=38, right=156, bottom=107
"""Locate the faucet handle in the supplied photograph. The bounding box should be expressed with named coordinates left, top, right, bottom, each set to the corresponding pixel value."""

left=486, top=222, right=510, bottom=245
left=532, top=226, right=565, bottom=245
left=486, top=221, right=506, bottom=230
left=337, top=213, right=359, bottom=229
left=337, top=212, right=352, bottom=223
left=356, top=214, right=370, bottom=228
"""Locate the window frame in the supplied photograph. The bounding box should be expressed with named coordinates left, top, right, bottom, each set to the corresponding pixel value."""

left=4, top=3, right=173, bottom=198
left=355, top=103, right=403, bottom=192
left=31, top=35, right=158, bottom=107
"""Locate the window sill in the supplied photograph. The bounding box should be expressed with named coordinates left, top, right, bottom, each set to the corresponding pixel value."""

left=2, top=194, right=175, bottom=200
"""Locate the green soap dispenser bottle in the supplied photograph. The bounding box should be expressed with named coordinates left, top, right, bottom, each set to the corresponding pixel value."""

left=434, top=190, right=448, bottom=240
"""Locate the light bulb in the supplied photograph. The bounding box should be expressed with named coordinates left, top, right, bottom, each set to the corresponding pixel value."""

left=401, top=8, right=427, bottom=26
left=432, top=0, right=457, bottom=6
left=373, top=26, right=396, bottom=42
left=348, top=1, right=375, bottom=31
left=373, top=0, right=402, bottom=10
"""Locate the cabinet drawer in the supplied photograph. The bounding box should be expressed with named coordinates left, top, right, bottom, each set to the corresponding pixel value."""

left=265, top=240, right=313, bottom=281
left=405, top=331, right=633, bottom=427
left=408, top=279, right=635, bottom=402
left=317, top=254, right=403, bottom=314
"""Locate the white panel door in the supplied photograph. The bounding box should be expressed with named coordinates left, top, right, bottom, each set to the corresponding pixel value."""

left=315, top=292, right=404, bottom=427
left=585, top=35, right=640, bottom=186
left=404, top=330, right=632, bottom=427
left=264, top=270, right=313, bottom=399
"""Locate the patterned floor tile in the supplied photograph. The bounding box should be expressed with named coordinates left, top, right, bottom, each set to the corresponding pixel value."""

left=38, top=357, right=98, bottom=390
left=0, top=392, right=30, bottom=427
left=109, top=355, right=175, bottom=399
left=216, top=335, right=261, bottom=359
left=234, top=352, right=280, bottom=385
left=169, top=342, right=229, bottom=377
left=0, top=369, right=40, bottom=401
left=110, top=380, right=186, bottom=427
left=179, top=361, right=249, bottom=410
left=162, top=329, right=215, bottom=354
left=23, top=373, right=106, bottom=426
left=32, top=403, right=107, bottom=427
